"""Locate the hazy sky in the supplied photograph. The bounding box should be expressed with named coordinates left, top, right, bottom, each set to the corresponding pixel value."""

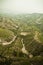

left=0, top=0, right=43, bottom=14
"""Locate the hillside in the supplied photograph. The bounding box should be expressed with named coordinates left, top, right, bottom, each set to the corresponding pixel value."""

left=0, top=13, right=43, bottom=65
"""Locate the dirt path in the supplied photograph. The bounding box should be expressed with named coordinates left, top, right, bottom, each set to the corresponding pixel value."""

left=21, top=39, right=33, bottom=58
left=21, top=39, right=29, bottom=55
left=2, top=36, right=17, bottom=45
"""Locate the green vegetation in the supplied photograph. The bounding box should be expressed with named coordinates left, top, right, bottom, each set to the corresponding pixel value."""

left=0, top=28, right=14, bottom=42
left=38, top=33, right=43, bottom=43
left=0, top=13, right=43, bottom=65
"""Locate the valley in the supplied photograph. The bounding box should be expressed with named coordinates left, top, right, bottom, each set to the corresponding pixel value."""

left=0, top=13, right=43, bottom=65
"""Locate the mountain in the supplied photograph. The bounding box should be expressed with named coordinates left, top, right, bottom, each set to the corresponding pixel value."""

left=0, top=13, right=43, bottom=65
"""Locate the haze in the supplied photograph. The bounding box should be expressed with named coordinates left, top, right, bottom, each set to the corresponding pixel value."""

left=0, top=0, right=43, bottom=14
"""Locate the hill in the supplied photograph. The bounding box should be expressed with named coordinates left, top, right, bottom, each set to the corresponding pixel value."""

left=0, top=13, right=43, bottom=65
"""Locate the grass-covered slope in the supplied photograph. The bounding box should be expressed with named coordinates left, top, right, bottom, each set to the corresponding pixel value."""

left=0, top=28, right=14, bottom=42
left=0, top=13, right=43, bottom=65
